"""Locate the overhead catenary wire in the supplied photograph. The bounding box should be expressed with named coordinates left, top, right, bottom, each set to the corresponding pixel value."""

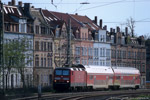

left=73, top=0, right=89, bottom=13
left=75, top=0, right=127, bottom=12
left=25, top=0, right=150, bottom=5
left=104, top=21, right=150, bottom=24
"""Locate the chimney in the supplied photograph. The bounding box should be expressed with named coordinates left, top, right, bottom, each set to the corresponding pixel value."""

left=103, top=25, right=107, bottom=30
left=11, top=0, right=16, bottom=6
left=125, top=27, right=128, bottom=36
left=75, top=13, right=78, bottom=15
left=99, top=19, right=102, bottom=29
left=18, top=1, right=22, bottom=7
left=116, top=26, right=120, bottom=32
left=94, top=16, right=97, bottom=24
left=31, top=6, right=34, bottom=8
left=8, top=2, right=12, bottom=5
left=24, top=3, right=30, bottom=16
left=113, top=29, right=115, bottom=33
left=110, top=28, right=113, bottom=32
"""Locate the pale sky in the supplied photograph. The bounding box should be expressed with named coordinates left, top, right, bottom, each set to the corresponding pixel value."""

left=2, top=0, right=150, bottom=36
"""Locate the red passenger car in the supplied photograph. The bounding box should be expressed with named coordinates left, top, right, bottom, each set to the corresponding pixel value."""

left=84, top=65, right=114, bottom=90
left=113, top=67, right=140, bottom=89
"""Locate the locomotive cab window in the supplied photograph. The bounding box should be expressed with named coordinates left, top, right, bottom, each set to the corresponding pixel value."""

left=55, top=70, right=62, bottom=75
left=55, top=69, right=70, bottom=76
left=63, top=70, right=69, bottom=75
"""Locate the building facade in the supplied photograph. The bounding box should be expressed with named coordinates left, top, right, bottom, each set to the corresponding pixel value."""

left=3, top=2, right=34, bottom=88
left=145, top=39, right=150, bottom=88
left=25, top=6, right=54, bottom=87
left=93, top=30, right=111, bottom=66
left=109, top=27, right=146, bottom=88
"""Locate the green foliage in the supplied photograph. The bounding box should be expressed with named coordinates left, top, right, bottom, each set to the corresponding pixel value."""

left=127, top=36, right=131, bottom=44
left=4, top=37, right=30, bottom=70
left=4, top=36, right=32, bottom=88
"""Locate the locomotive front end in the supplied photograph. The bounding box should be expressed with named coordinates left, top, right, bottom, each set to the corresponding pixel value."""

left=53, top=68, right=70, bottom=91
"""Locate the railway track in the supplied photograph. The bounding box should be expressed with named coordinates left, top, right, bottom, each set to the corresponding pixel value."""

left=14, top=89, right=150, bottom=100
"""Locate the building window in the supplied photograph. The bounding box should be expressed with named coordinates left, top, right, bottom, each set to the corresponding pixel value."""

left=111, top=36, right=114, bottom=43
left=106, top=49, right=110, bottom=57
left=100, top=48, right=102, bottom=57
left=5, top=23, right=10, bottom=31
left=88, top=47, right=91, bottom=56
left=35, top=56, right=39, bottom=67
left=36, top=25, right=39, bottom=34
left=44, top=42, right=46, bottom=51
left=41, top=58, right=43, bottom=67
left=35, top=41, right=39, bottom=51
left=48, top=58, right=52, bottom=67
left=128, top=51, right=130, bottom=59
left=84, top=47, right=87, bottom=55
left=30, top=57, right=32, bottom=66
left=21, top=24, right=25, bottom=32
left=41, top=26, right=46, bottom=34
left=118, top=37, right=121, bottom=44
left=19, top=20, right=26, bottom=33
left=76, top=47, right=80, bottom=55
left=16, top=74, right=17, bottom=87
left=143, top=52, right=145, bottom=59
left=103, top=48, right=105, bottom=57
left=81, top=47, right=84, bottom=56
left=44, top=58, right=46, bottom=67
left=48, top=42, right=52, bottom=51
left=122, top=37, right=125, bottom=44
left=90, top=48, right=93, bottom=56
left=94, top=48, right=98, bottom=57
left=41, top=41, right=43, bottom=51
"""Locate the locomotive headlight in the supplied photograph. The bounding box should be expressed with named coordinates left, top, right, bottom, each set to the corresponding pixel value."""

left=67, top=80, right=69, bottom=83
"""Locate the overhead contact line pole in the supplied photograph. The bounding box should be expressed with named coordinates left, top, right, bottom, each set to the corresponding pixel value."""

left=0, top=0, right=5, bottom=96
left=66, top=19, right=71, bottom=67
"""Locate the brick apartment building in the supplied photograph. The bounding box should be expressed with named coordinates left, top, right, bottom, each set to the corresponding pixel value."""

left=109, top=27, right=146, bottom=88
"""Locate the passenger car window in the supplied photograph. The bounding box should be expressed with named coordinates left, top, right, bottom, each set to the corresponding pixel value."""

left=90, top=75, right=93, bottom=80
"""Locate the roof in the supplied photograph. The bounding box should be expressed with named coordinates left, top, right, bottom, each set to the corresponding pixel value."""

left=84, top=65, right=114, bottom=74
left=50, top=11, right=100, bottom=31
left=50, top=11, right=82, bottom=28
left=42, top=10, right=59, bottom=23
left=42, top=9, right=64, bottom=27
left=30, top=8, right=46, bottom=24
left=112, top=67, right=140, bottom=75
left=70, top=14, right=99, bottom=31
left=4, top=5, right=24, bottom=23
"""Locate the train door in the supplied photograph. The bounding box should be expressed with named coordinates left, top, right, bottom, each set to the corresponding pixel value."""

left=94, top=75, right=96, bottom=89
left=108, top=75, right=113, bottom=86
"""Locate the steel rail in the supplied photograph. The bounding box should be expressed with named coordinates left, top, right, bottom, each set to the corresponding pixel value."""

left=59, top=89, right=150, bottom=100
left=13, top=89, right=150, bottom=100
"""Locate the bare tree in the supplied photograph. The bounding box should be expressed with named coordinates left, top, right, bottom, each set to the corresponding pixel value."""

left=54, top=39, right=68, bottom=67
left=144, top=33, right=150, bottom=40
left=126, top=17, right=135, bottom=37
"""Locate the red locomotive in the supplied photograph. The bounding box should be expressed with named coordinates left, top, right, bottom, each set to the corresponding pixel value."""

left=53, top=64, right=140, bottom=91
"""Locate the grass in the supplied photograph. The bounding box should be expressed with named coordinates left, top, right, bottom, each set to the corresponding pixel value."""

left=131, top=94, right=150, bottom=100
